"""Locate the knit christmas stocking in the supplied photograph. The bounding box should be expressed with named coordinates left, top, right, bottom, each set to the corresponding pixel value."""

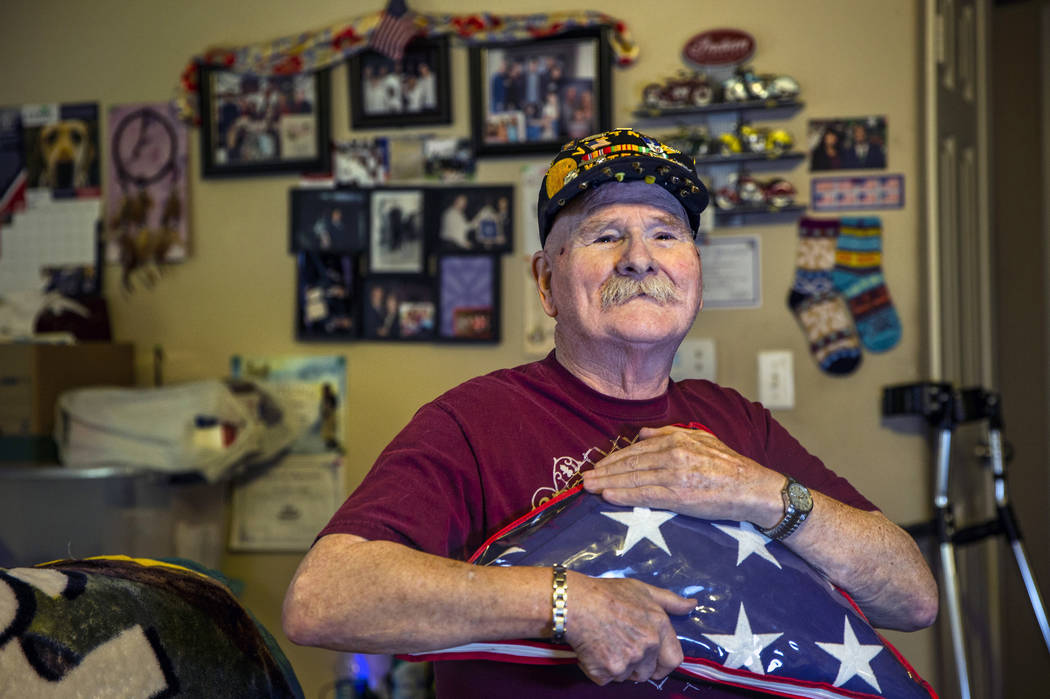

left=831, top=216, right=902, bottom=352
left=787, top=217, right=862, bottom=375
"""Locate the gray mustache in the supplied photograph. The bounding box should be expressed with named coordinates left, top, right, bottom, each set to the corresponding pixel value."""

left=600, top=275, right=679, bottom=309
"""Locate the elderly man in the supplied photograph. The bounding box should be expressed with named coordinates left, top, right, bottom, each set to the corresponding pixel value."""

left=283, top=129, right=937, bottom=697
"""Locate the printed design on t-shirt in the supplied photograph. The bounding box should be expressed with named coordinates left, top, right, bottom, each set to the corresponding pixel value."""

left=530, top=422, right=714, bottom=509
left=531, top=432, right=639, bottom=508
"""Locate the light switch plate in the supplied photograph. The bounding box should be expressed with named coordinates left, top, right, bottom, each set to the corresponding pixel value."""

left=758, top=350, right=795, bottom=409
left=671, top=338, right=717, bottom=382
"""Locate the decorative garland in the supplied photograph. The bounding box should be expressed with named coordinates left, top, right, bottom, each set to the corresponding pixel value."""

left=176, top=10, right=637, bottom=123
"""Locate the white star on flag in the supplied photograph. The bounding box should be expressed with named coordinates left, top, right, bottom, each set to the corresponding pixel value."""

left=601, top=507, right=676, bottom=556
left=816, top=616, right=884, bottom=692
left=702, top=603, right=782, bottom=674
left=712, top=522, right=782, bottom=568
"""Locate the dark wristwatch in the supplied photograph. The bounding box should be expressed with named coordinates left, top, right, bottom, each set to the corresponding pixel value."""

left=758, top=476, right=813, bottom=541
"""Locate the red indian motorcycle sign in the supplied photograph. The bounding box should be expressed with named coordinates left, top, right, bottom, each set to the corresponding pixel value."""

left=682, top=29, right=756, bottom=67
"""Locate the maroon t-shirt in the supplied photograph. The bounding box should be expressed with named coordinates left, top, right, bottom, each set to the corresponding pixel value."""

left=320, top=352, right=876, bottom=698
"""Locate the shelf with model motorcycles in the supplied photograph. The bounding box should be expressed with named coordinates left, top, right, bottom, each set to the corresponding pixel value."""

left=633, top=66, right=806, bottom=226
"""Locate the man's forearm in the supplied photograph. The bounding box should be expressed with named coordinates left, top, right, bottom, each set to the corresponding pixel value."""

left=282, top=534, right=552, bottom=654
left=785, top=492, right=938, bottom=631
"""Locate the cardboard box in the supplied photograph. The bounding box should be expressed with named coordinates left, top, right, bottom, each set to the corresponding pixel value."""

left=0, top=343, right=134, bottom=440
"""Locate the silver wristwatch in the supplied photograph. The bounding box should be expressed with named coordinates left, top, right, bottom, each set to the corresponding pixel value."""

left=758, top=476, right=813, bottom=541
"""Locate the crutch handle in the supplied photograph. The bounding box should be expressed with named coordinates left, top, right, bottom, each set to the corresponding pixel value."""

left=881, top=382, right=956, bottom=428
left=957, top=387, right=1004, bottom=429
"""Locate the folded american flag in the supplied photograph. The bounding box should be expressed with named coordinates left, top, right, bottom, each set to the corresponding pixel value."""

left=370, top=0, right=418, bottom=61
left=405, top=486, right=936, bottom=698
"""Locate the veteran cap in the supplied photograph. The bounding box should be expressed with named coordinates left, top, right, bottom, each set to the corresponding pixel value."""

left=536, top=128, right=709, bottom=246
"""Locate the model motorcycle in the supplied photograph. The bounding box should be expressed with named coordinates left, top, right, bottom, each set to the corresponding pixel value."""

left=722, top=67, right=801, bottom=103
left=715, top=173, right=797, bottom=210
left=641, top=70, right=716, bottom=110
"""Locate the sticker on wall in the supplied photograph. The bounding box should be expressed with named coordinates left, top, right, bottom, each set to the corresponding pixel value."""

left=807, top=116, right=887, bottom=172
left=811, top=174, right=904, bottom=212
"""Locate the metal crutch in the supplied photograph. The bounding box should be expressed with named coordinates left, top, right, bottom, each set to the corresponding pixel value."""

left=952, top=388, right=1050, bottom=653
left=882, top=381, right=972, bottom=699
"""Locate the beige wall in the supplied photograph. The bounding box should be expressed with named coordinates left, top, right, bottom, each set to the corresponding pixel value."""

left=0, top=1, right=938, bottom=695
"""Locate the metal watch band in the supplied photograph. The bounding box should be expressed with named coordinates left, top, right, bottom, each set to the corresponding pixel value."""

left=758, top=477, right=810, bottom=542
left=551, top=563, right=568, bottom=644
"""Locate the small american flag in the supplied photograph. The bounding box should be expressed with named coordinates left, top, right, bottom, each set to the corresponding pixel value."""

left=370, top=0, right=418, bottom=61
left=406, top=487, right=937, bottom=698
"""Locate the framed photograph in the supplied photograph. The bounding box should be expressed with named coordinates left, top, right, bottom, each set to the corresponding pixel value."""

left=362, top=276, right=437, bottom=341
left=438, top=255, right=500, bottom=343
left=807, top=116, right=887, bottom=172
left=289, top=187, right=369, bottom=253
left=296, top=251, right=358, bottom=340
left=198, top=64, right=330, bottom=177
left=348, top=36, right=452, bottom=129
left=428, top=185, right=514, bottom=254
left=369, top=188, right=425, bottom=273
left=469, top=28, right=611, bottom=156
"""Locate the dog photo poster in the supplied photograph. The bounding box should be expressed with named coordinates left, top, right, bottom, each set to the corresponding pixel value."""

left=21, top=102, right=101, bottom=200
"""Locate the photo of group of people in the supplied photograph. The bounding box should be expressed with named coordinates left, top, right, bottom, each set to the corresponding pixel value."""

left=435, top=187, right=512, bottom=253
left=200, top=66, right=328, bottom=176
left=348, top=38, right=451, bottom=129
left=363, top=277, right=436, bottom=340
left=361, top=60, right=437, bottom=115
left=333, top=138, right=389, bottom=186
left=290, top=184, right=510, bottom=343
left=808, top=116, right=888, bottom=171
left=472, top=31, right=609, bottom=154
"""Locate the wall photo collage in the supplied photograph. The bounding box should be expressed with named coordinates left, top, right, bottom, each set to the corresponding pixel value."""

left=290, top=184, right=512, bottom=344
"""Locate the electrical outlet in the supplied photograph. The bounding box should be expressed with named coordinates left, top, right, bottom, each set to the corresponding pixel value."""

left=671, top=338, right=716, bottom=382
left=758, top=350, right=794, bottom=409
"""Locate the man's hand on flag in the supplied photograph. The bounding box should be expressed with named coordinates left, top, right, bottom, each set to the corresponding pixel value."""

left=581, top=425, right=785, bottom=527
left=565, top=572, right=696, bottom=686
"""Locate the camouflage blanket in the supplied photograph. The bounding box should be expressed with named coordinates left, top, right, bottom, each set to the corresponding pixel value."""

left=0, top=555, right=303, bottom=698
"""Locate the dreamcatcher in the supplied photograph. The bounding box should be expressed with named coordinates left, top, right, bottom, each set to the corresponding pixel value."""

left=108, top=105, right=185, bottom=290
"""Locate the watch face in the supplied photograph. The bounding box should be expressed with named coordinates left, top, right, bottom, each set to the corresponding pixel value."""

left=787, top=482, right=813, bottom=511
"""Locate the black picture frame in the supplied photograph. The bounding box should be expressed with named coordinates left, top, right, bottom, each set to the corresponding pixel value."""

left=198, top=64, right=331, bottom=178
left=362, top=275, right=437, bottom=341
left=348, top=36, right=452, bottom=129
left=295, top=251, right=359, bottom=341
left=437, top=255, right=501, bottom=343
left=289, top=187, right=369, bottom=253
left=369, top=187, right=426, bottom=274
left=426, top=185, right=514, bottom=254
left=469, top=28, right=611, bottom=156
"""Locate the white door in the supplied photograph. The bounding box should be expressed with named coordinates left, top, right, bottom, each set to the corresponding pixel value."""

left=924, top=1, right=1000, bottom=697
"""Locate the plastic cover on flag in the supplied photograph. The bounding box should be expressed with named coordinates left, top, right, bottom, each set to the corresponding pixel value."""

left=404, top=486, right=937, bottom=699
